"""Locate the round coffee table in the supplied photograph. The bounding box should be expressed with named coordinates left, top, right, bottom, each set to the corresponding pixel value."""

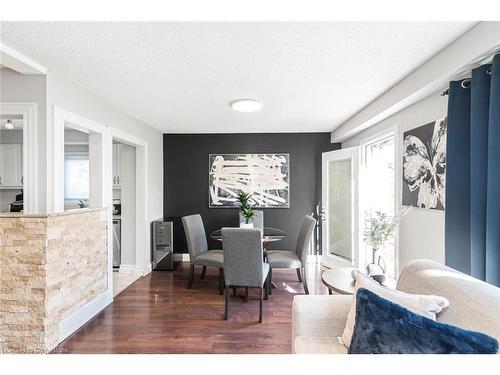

left=322, top=268, right=356, bottom=295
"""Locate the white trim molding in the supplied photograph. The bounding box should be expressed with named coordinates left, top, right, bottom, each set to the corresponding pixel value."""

left=0, top=42, right=47, bottom=75
left=0, top=102, right=39, bottom=213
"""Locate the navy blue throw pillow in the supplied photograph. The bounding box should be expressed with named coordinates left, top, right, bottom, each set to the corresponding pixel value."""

left=348, top=288, right=498, bottom=354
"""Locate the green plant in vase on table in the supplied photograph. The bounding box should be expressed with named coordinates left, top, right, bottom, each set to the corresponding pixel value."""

left=363, top=207, right=410, bottom=283
left=237, top=191, right=255, bottom=227
left=242, top=207, right=255, bottom=224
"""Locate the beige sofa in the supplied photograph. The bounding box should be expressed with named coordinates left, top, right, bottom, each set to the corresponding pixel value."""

left=292, top=259, right=500, bottom=354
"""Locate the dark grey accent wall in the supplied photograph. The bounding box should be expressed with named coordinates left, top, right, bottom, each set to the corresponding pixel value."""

left=163, top=133, right=340, bottom=253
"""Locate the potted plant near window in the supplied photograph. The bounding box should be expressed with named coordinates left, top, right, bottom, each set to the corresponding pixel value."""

left=237, top=191, right=255, bottom=228
left=363, top=208, right=409, bottom=283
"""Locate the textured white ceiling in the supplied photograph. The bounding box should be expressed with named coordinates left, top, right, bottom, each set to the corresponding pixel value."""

left=0, top=22, right=474, bottom=133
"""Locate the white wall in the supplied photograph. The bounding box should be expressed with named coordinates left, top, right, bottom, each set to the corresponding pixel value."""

left=46, top=70, right=163, bottom=225
left=343, top=94, right=448, bottom=272
left=119, top=142, right=136, bottom=266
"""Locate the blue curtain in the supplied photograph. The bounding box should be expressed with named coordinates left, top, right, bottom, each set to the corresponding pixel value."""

left=446, top=54, right=500, bottom=286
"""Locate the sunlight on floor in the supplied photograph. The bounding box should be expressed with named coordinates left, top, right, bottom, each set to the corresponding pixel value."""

left=283, top=283, right=298, bottom=293
left=113, top=272, right=141, bottom=298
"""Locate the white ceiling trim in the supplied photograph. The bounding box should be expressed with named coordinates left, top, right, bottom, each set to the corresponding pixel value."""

left=0, top=41, right=47, bottom=75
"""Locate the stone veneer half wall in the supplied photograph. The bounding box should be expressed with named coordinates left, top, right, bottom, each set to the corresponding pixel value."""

left=0, top=208, right=108, bottom=353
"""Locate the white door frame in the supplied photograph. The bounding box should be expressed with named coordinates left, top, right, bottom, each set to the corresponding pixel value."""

left=110, top=127, right=150, bottom=278
left=321, top=146, right=359, bottom=269
left=0, top=102, right=39, bottom=213
left=48, top=106, right=113, bottom=344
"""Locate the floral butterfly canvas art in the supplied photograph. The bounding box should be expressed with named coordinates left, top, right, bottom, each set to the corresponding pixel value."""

left=402, top=118, right=447, bottom=210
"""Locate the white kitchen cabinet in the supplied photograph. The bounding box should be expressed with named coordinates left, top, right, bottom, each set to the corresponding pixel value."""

left=0, top=144, right=23, bottom=188
left=112, top=143, right=121, bottom=187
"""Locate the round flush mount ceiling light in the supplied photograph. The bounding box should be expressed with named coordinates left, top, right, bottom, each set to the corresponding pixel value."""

left=4, top=120, right=14, bottom=130
left=230, top=99, right=263, bottom=113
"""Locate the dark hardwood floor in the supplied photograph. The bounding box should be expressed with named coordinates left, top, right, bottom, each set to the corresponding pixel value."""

left=53, top=261, right=328, bottom=354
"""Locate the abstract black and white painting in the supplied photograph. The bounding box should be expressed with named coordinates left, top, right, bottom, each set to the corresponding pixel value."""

left=402, top=118, right=447, bottom=210
left=209, top=153, right=290, bottom=208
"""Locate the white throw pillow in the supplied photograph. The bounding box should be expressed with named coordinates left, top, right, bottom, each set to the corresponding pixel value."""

left=340, top=273, right=449, bottom=348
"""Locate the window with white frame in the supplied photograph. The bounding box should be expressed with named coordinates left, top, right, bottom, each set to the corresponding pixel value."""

left=360, top=132, right=396, bottom=278
left=64, top=154, right=89, bottom=201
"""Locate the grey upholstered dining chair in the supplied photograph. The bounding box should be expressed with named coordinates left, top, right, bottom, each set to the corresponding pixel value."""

left=221, top=228, right=270, bottom=323
left=182, top=214, right=224, bottom=294
left=266, top=215, right=316, bottom=295
left=239, top=210, right=264, bottom=230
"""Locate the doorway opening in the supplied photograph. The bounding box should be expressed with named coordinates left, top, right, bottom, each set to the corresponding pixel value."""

left=0, top=114, right=24, bottom=213
left=111, top=137, right=140, bottom=297
left=0, top=103, right=38, bottom=213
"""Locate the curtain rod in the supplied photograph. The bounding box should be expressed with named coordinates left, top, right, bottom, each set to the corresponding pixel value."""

left=441, top=79, right=472, bottom=96
left=441, top=67, right=492, bottom=96
left=440, top=50, right=499, bottom=96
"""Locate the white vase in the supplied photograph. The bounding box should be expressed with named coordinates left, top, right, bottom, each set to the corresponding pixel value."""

left=240, top=223, right=254, bottom=229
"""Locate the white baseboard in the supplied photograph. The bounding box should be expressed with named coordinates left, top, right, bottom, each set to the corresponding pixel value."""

left=58, top=290, right=112, bottom=346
